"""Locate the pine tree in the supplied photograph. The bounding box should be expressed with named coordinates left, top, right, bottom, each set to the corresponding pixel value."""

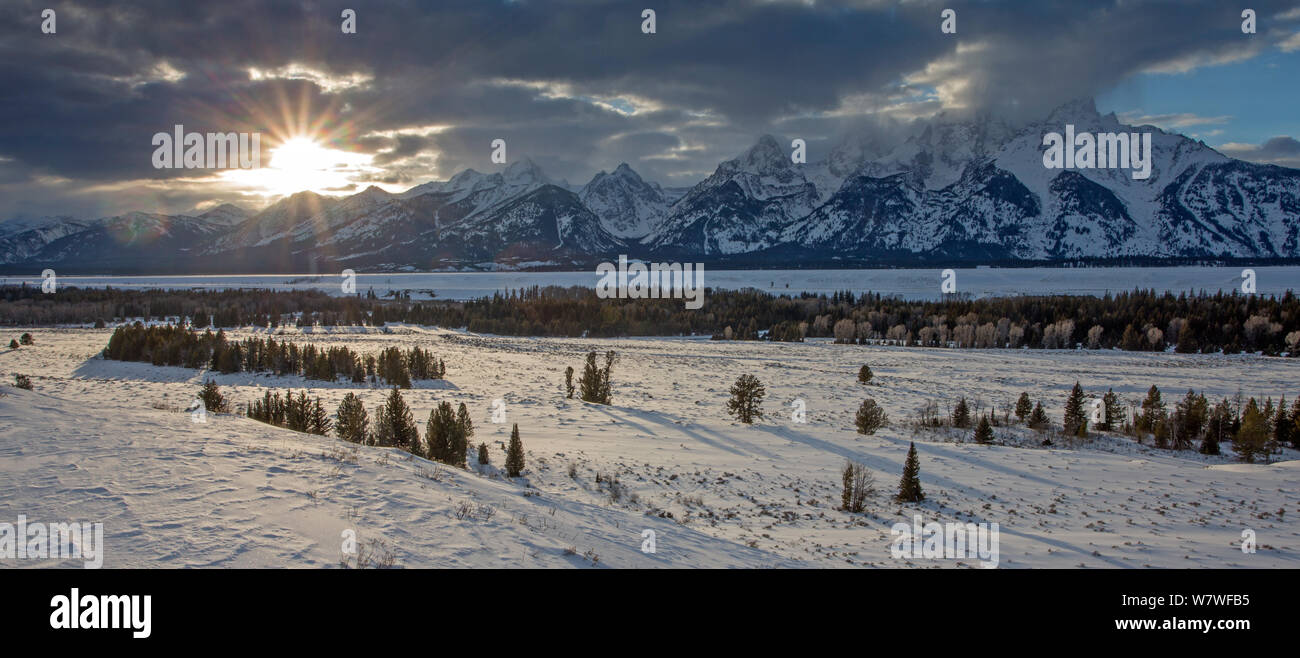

left=895, top=442, right=924, bottom=503
left=597, top=350, right=616, bottom=404
left=309, top=397, right=332, bottom=436
left=857, top=364, right=873, bottom=384
left=952, top=397, right=971, bottom=428
left=477, top=442, right=490, bottom=466
left=1173, top=390, right=1208, bottom=450
left=1201, top=399, right=1230, bottom=455
left=425, top=401, right=456, bottom=464
left=198, top=379, right=229, bottom=413
left=726, top=374, right=766, bottom=424
left=1062, top=381, right=1086, bottom=437
left=454, top=402, right=474, bottom=466
left=1029, top=401, right=1048, bottom=430
left=1101, top=388, right=1123, bottom=431
left=578, top=351, right=602, bottom=403
left=974, top=414, right=994, bottom=444
left=1272, top=396, right=1291, bottom=451
left=374, top=387, right=417, bottom=449
left=1014, top=392, right=1032, bottom=422
left=854, top=398, right=887, bottom=434
left=1236, top=398, right=1269, bottom=463
left=1138, top=385, right=1166, bottom=437
left=505, top=423, right=525, bottom=477
left=335, top=393, right=369, bottom=443
left=564, top=366, right=575, bottom=398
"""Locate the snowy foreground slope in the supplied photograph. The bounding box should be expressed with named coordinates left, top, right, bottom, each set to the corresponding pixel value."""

left=0, top=387, right=783, bottom=568
left=1, top=327, right=1298, bottom=568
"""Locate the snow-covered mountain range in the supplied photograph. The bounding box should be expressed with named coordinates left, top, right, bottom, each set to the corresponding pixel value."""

left=2, top=99, right=1297, bottom=273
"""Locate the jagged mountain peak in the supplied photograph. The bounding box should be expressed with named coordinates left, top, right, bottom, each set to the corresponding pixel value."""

left=1045, top=97, right=1102, bottom=124
left=579, top=162, right=668, bottom=240
left=502, top=157, right=550, bottom=184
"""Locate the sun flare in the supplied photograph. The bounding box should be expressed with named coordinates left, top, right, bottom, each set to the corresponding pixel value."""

left=219, top=136, right=379, bottom=197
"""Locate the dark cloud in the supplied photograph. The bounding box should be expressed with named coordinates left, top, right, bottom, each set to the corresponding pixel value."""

left=2, top=0, right=1298, bottom=220
left=1220, top=136, right=1300, bottom=168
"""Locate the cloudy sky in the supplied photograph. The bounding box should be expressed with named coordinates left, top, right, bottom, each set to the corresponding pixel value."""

left=3, top=0, right=1300, bottom=221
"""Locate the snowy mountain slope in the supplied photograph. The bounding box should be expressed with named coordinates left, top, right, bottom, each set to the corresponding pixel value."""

left=578, top=163, right=669, bottom=240
left=0, top=217, right=97, bottom=265
left=23, top=212, right=240, bottom=270
left=3, top=99, right=1299, bottom=272
left=646, top=135, right=827, bottom=255
left=770, top=99, right=1300, bottom=261
left=191, top=203, right=251, bottom=228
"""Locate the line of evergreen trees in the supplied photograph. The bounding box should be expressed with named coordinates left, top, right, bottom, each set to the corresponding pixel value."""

left=247, top=389, right=332, bottom=435
left=234, top=384, right=526, bottom=474
left=921, top=384, right=1299, bottom=462
left=102, top=323, right=444, bottom=386
left=8, top=284, right=1299, bottom=355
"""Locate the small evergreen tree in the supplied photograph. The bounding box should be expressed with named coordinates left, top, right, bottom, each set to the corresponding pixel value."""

left=1272, top=396, right=1291, bottom=451
left=1236, top=398, right=1269, bottom=463
left=854, top=398, right=887, bottom=435
left=578, top=352, right=603, bottom=403
left=309, top=397, right=332, bottom=436
left=198, top=379, right=229, bottom=413
left=1137, top=385, right=1166, bottom=437
left=1200, top=400, right=1229, bottom=455
left=374, top=387, right=417, bottom=449
left=1101, top=388, right=1123, bottom=431
left=726, top=374, right=766, bottom=424
left=505, top=423, right=525, bottom=477
left=564, top=366, right=575, bottom=399
left=952, top=397, right=971, bottom=428
left=335, top=393, right=369, bottom=443
left=12, top=373, right=33, bottom=390
left=974, top=414, right=994, bottom=444
left=477, top=442, right=490, bottom=466
left=597, top=350, right=616, bottom=404
left=8, top=339, right=18, bottom=349
left=895, top=442, right=924, bottom=503
left=1062, top=381, right=1086, bottom=437
left=425, top=401, right=457, bottom=464
left=1028, top=401, right=1048, bottom=430
left=1014, top=392, right=1032, bottom=422
left=19, top=333, right=33, bottom=346
left=857, top=364, right=873, bottom=384
left=455, top=402, right=474, bottom=466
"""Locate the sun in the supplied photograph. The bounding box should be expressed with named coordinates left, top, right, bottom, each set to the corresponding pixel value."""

left=263, top=137, right=353, bottom=194
left=219, top=136, right=379, bottom=197
left=271, top=137, right=335, bottom=173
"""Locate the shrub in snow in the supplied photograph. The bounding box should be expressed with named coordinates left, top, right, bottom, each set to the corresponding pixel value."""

left=726, top=374, right=765, bottom=424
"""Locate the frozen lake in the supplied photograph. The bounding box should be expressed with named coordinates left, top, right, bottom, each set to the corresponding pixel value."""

left=4, top=266, right=1295, bottom=301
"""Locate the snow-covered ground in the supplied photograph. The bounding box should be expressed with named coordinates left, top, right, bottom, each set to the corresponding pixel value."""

left=1, top=326, right=1297, bottom=568
left=2, top=265, right=1296, bottom=301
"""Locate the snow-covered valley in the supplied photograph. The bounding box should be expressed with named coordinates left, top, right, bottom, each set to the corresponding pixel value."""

left=2, top=326, right=1297, bottom=568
